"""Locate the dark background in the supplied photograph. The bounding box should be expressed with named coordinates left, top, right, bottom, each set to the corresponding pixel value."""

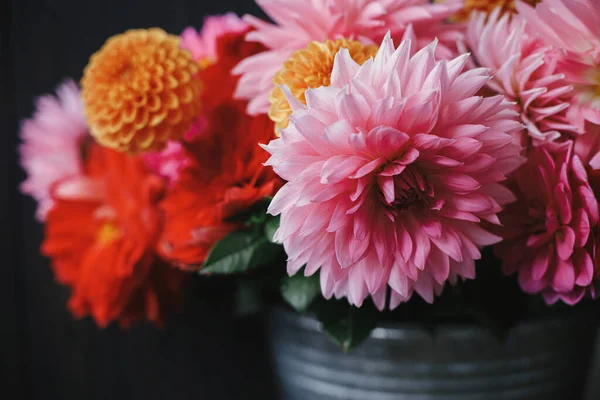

left=2, top=1, right=600, bottom=399
left=0, top=1, right=277, bottom=399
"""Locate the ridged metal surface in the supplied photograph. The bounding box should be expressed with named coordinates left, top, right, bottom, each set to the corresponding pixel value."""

left=269, top=308, right=597, bottom=400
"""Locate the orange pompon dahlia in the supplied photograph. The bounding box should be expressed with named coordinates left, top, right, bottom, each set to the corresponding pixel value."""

left=42, top=145, right=186, bottom=328
left=157, top=32, right=281, bottom=269
left=447, top=0, right=542, bottom=21
left=269, top=39, right=377, bottom=132
left=81, top=29, right=203, bottom=154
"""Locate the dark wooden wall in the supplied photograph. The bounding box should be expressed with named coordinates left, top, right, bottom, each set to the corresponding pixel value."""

left=0, top=1, right=277, bottom=399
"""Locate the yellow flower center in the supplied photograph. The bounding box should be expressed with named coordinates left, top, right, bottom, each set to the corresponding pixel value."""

left=268, top=39, right=378, bottom=133
left=442, top=0, right=542, bottom=21
left=97, top=221, right=122, bottom=244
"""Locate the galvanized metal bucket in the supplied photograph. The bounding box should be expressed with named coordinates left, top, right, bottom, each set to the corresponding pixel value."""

left=268, top=307, right=597, bottom=400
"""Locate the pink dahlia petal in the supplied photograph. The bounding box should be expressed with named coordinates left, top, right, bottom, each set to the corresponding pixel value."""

left=495, top=141, right=599, bottom=305
left=465, top=8, right=579, bottom=148
left=180, top=13, right=248, bottom=61
left=517, top=0, right=600, bottom=127
left=264, top=34, right=524, bottom=308
left=19, top=80, right=88, bottom=221
left=142, top=141, right=190, bottom=186
left=234, top=0, right=464, bottom=115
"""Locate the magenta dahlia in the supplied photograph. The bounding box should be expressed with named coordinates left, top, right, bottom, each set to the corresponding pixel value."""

left=263, top=34, right=524, bottom=309
left=495, top=141, right=599, bottom=305
left=466, top=8, right=580, bottom=147
left=517, top=0, right=600, bottom=128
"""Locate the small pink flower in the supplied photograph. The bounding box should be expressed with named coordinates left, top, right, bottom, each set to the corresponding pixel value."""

left=19, top=80, right=88, bottom=221
left=233, top=0, right=463, bottom=115
left=180, top=13, right=248, bottom=62
left=263, top=34, right=524, bottom=309
left=517, top=0, right=600, bottom=127
left=495, top=141, right=599, bottom=305
left=143, top=141, right=190, bottom=187
left=466, top=8, right=580, bottom=147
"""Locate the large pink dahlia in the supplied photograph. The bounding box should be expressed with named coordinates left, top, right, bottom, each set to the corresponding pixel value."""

left=495, top=141, right=599, bottom=305
left=263, top=34, right=524, bottom=309
left=466, top=8, right=579, bottom=147
left=233, top=0, right=463, bottom=115
left=517, top=0, right=600, bottom=127
left=19, top=80, right=89, bottom=221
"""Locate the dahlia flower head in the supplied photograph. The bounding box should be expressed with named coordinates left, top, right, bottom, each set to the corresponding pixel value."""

left=180, top=13, right=248, bottom=63
left=495, top=141, right=599, bottom=305
left=263, top=34, right=524, bottom=309
left=465, top=7, right=580, bottom=147
left=517, top=0, right=600, bottom=127
left=234, top=0, right=464, bottom=115
left=145, top=14, right=250, bottom=185
left=19, top=80, right=88, bottom=221
left=42, top=145, right=186, bottom=327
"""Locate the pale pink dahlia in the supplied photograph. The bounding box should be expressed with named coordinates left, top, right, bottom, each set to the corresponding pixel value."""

left=517, top=0, right=600, bottom=127
left=233, top=0, right=464, bottom=115
left=466, top=8, right=580, bottom=147
left=495, top=141, right=599, bottom=305
left=263, top=34, right=524, bottom=309
left=180, top=13, right=248, bottom=62
left=19, top=80, right=88, bottom=221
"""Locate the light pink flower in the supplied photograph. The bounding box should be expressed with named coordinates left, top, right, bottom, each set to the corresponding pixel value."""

left=180, top=13, right=248, bottom=62
left=495, top=141, right=599, bottom=305
left=233, top=0, right=464, bottom=115
left=466, top=8, right=579, bottom=147
left=263, top=34, right=524, bottom=309
left=517, top=0, right=600, bottom=127
left=19, top=80, right=88, bottom=221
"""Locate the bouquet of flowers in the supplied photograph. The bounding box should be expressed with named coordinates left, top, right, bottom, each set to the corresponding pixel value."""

left=19, top=0, right=600, bottom=351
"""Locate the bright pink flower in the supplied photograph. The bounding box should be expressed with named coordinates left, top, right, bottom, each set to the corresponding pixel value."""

left=180, top=13, right=248, bottom=62
left=517, top=0, right=600, bottom=127
left=466, top=8, right=580, bottom=147
left=233, top=0, right=463, bottom=115
left=495, top=141, right=599, bottom=305
left=19, top=80, right=88, bottom=221
left=263, top=34, right=524, bottom=309
left=143, top=141, right=189, bottom=186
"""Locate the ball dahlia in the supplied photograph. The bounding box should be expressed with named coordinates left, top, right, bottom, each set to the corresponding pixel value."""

left=495, top=141, right=599, bottom=305
left=233, top=0, right=463, bottom=115
left=269, top=39, right=378, bottom=132
left=466, top=8, right=579, bottom=147
left=263, top=34, right=524, bottom=309
left=19, top=80, right=89, bottom=221
left=81, top=28, right=203, bottom=154
left=517, top=0, right=600, bottom=127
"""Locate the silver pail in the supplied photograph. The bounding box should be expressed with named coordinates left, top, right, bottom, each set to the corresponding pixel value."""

left=269, top=307, right=597, bottom=400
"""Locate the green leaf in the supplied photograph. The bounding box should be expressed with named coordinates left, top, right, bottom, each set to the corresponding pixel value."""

left=264, top=215, right=280, bottom=243
left=314, top=299, right=377, bottom=352
left=201, top=231, right=279, bottom=275
left=281, top=273, right=320, bottom=312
